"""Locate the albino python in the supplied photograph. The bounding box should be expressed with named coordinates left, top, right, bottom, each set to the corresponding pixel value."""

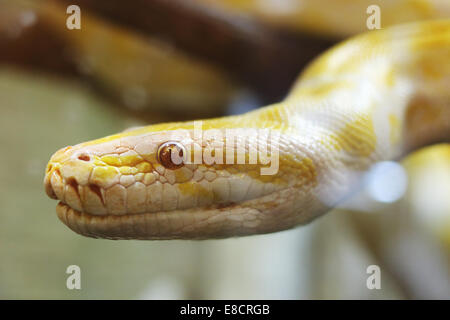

left=44, top=19, right=450, bottom=240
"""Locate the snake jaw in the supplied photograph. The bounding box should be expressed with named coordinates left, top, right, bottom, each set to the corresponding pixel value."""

left=54, top=185, right=321, bottom=240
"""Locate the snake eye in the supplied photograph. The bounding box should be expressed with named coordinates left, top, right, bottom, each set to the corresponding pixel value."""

left=157, top=141, right=186, bottom=169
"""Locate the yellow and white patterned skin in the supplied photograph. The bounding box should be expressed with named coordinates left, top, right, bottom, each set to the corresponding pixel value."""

left=44, top=20, right=450, bottom=239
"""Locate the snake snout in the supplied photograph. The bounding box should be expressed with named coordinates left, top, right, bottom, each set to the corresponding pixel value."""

left=43, top=145, right=80, bottom=201
left=44, top=172, right=58, bottom=200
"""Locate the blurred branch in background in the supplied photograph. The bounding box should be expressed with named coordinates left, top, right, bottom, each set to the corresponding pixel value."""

left=0, top=0, right=335, bottom=120
left=60, top=0, right=334, bottom=104
left=0, top=0, right=235, bottom=120
left=191, top=0, right=450, bottom=38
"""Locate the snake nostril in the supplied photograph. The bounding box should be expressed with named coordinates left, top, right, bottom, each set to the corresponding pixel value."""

left=78, top=154, right=91, bottom=162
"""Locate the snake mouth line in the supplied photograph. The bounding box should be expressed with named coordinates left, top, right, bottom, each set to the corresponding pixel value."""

left=44, top=163, right=288, bottom=219
left=54, top=182, right=295, bottom=240
left=56, top=202, right=202, bottom=240
left=55, top=201, right=254, bottom=240
left=56, top=202, right=159, bottom=240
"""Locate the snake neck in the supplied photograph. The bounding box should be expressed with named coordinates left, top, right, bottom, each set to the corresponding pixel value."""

left=249, top=21, right=450, bottom=163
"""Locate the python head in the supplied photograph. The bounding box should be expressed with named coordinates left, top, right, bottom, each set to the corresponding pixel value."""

left=44, top=118, right=321, bottom=240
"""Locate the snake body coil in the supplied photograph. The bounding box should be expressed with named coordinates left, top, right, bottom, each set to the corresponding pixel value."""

left=44, top=21, right=450, bottom=240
